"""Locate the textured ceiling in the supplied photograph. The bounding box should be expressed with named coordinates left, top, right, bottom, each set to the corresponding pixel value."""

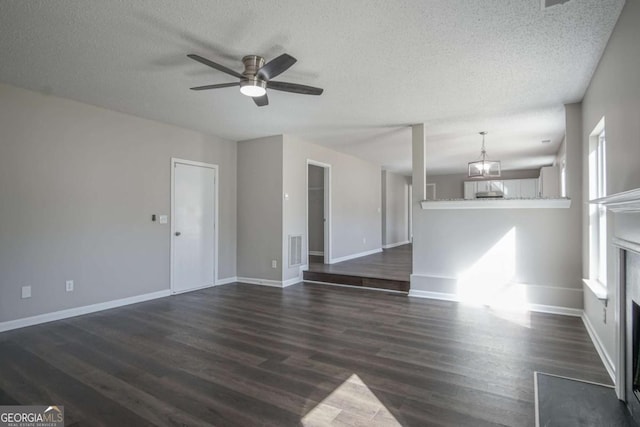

left=0, top=0, right=625, bottom=175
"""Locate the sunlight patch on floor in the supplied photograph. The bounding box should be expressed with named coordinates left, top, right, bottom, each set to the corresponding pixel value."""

left=301, top=374, right=402, bottom=426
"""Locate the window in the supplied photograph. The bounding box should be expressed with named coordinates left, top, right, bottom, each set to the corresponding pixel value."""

left=588, top=119, right=607, bottom=286
left=560, top=160, right=566, bottom=197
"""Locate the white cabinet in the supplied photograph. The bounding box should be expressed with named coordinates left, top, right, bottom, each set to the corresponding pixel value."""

left=464, top=181, right=476, bottom=199
left=464, top=178, right=539, bottom=199
left=520, top=178, right=538, bottom=198
left=539, top=166, right=560, bottom=198
left=490, top=181, right=503, bottom=192
left=502, top=179, right=520, bottom=198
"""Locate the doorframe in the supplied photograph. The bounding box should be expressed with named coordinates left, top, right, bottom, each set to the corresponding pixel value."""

left=306, top=159, right=332, bottom=265
left=170, top=158, right=219, bottom=295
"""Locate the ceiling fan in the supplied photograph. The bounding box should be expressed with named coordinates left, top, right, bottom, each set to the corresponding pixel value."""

left=187, top=53, right=323, bottom=107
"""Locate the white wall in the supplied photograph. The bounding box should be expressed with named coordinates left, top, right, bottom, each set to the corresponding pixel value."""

left=283, top=135, right=382, bottom=282
left=237, top=136, right=283, bottom=282
left=411, top=207, right=583, bottom=309
left=581, top=0, right=640, bottom=374
left=381, top=170, right=410, bottom=247
left=0, top=83, right=237, bottom=323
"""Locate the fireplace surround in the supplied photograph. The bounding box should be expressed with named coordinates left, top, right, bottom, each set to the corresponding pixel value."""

left=625, top=247, right=640, bottom=420
left=592, top=188, right=640, bottom=421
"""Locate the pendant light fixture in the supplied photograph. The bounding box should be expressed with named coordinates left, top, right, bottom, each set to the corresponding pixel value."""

left=468, top=131, right=501, bottom=178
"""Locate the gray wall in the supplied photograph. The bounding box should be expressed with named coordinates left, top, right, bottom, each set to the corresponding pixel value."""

left=427, top=169, right=541, bottom=199
left=283, top=135, right=382, bottom=281
left=308, top=165, right=324, bottom=254
left=382, top=170, right=410, bottom=246
left=581, top=0, right=640, bottom=371
left=0, top=83, right=237, bottom=323
left=237, top=136, right=283, bottom=281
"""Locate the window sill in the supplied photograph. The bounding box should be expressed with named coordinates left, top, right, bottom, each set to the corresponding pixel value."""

left=582, top=278, right=608, bottom=302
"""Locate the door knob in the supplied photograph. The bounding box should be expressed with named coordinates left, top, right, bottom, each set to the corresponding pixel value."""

left=175, top=232, right=181, bottom=236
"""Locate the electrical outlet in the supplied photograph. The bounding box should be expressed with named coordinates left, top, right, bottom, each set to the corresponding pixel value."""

left=66, top=280, right=74, bottom=292
left=21, top=286, right=31, bottom=299
left=272, top=260, right=277, bottom=269
left=363, top=237, right=367, bottom=245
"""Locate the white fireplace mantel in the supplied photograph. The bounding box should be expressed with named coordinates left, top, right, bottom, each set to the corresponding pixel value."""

left=591, top=188, right=640, bottom=212
left=595, top=188, right=640, bottom=402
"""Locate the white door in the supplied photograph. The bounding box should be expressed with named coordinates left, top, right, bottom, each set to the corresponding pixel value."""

left=172, top=161, right=216, bottom=294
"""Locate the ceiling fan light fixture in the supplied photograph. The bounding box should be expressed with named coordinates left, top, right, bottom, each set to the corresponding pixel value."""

left=240, top=79, right=267, bottom=97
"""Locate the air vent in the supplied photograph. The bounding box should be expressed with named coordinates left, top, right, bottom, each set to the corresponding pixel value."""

left=289, top=235, right=303, bottom=267
left=542, top=0, right=571, bottom=9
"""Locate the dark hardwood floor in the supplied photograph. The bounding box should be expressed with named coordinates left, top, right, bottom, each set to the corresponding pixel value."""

left=304, top=244, right=411, bottom=292
left=0, top=283, right=609, bottom=426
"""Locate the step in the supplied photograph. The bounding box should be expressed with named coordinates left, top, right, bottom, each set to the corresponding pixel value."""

left=303, top=270, right=409, bottom=293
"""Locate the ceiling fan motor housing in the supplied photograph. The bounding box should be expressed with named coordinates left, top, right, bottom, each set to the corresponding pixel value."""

left=242, top=55, right=265, bottom=78
left=240, top=55, right=267, bottom=95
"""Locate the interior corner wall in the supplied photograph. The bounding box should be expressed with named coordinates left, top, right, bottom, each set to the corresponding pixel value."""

left=0, top=83, right=237, bottom=323
left=283, top=135, right=382, bottom=282
left=382, top=170, right=410, bottom=247
left=237, top=135, right=283, bottom=282
left=580, top=0, right=640, bottom=371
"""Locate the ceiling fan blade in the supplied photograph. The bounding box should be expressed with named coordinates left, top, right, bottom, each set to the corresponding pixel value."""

left=267, top=81, right=323, bottom=95
left=253, top=94, right=269, bottom=107
left=257, top=54, right=297, bottom=81
left=187, top=54, right=244, bottom=79
left=190, top=82, right=240, bottom=91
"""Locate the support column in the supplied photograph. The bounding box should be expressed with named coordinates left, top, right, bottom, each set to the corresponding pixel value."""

left=412, top=124, right=426, bottom=204
left=410, top=124, right=426, bottom=290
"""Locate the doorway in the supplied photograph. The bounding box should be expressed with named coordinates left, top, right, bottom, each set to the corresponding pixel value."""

left=171, top=158, right=218, bottom=294
left=307, top=160, right=331, bottom=265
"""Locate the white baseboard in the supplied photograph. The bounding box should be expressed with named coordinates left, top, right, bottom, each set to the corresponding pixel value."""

left=528, top=304, right=582, bottom=317
left=582, top=312, right=616, bottom=383
left=238, top=264, right=306, bottom=289
left=283, top=276, right=303, bottom=287
left=309, top=251, right=324, bottom=256
left=0, top=289, right=171, bottom=333
left=408, top=289, right=458, bottom=301
left=408, top=289, right=583, bottom=317
left=237, top=276, right=302, bottom=288
left=237, top=277, right=284, bottom=287
left=330, top=248, right=382, bottom=264
left=172, top=276, right=239, bottom=295
left=216, top=276, right=238, bottom=286
left=383, top=241, right=410, bottom=249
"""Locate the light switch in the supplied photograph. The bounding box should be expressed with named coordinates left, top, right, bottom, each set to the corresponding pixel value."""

left=21, top=286, right=31, bottom=299
left=159, top=215, right=168, bottom=224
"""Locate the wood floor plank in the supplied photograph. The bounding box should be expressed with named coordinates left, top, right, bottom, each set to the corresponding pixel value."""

left=0, top=282, right=610, bottom=426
